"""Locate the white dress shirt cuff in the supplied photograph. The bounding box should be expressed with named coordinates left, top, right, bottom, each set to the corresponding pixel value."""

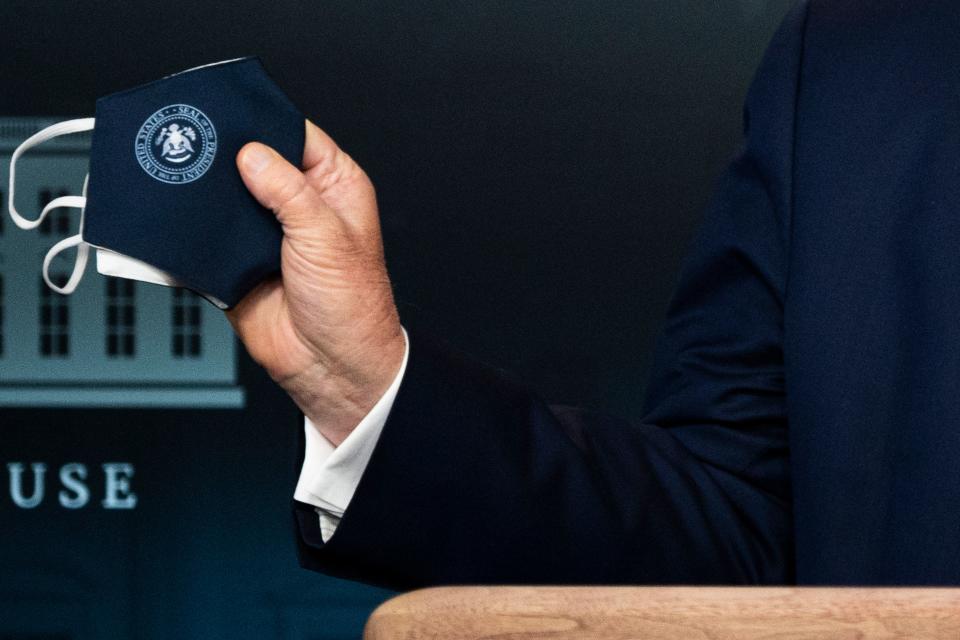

left=294, top=327, right=409, bottom=541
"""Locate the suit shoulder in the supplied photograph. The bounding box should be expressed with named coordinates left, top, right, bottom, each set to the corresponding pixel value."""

left=804, top=0, right=960, bottom=55
left=797, top=0, right=959, bottom=103
left=807, top=0, right=956, bottom=24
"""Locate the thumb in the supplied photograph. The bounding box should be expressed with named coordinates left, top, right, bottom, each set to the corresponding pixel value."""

left=236, top=142, right=334, bottom=230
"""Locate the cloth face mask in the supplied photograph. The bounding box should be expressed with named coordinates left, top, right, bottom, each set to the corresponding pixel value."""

left=7, top=57, right=304, bottom=309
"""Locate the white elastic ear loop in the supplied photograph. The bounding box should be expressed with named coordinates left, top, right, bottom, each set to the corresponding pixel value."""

left=7, top=117, right=95, bottom=230
left=43, top=233, right=90, bottom=295
left=41, top=174, right=91, bottom=295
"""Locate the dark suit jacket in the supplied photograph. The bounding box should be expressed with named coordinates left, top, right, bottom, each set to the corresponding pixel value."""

left=293, top=0, right=960, bottom=589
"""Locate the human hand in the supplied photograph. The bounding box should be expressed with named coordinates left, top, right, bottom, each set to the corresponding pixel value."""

left=227, top=120, right=405, bottom=446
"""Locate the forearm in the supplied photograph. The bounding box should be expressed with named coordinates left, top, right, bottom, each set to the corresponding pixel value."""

left=293, top=329, right=792, bottom=590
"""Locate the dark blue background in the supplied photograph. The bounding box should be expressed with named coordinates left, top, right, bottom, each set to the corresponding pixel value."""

left=0, top=1, right=792, bottom=637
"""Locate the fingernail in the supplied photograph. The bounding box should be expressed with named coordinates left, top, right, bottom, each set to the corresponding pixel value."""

left=241, top=144, right=273, bottom=175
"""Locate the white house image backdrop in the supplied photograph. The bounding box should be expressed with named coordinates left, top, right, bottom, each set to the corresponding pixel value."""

left=0, top=118, right=244, bottom=407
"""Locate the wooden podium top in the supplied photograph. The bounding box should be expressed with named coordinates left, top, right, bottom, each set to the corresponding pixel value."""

left=365, top=586, right=960, bottom=639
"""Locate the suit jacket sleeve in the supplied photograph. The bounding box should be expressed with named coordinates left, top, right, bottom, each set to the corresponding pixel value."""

left=292, top=0, right=809, bottom=591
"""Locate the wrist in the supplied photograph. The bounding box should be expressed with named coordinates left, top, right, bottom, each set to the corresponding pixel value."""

left=281, top=322, right=406, bottom=445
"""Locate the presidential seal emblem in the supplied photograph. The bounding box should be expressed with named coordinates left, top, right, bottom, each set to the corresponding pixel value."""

left=135, top=104, right=217, bottom=184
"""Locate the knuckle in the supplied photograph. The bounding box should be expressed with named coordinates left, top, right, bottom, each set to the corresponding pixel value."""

left=268, top=171, right=311, bottom=214
left=309, top=148, right=368, bottom=192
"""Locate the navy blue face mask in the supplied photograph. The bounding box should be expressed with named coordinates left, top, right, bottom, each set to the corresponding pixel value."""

left=7, top=57, right=304, bottom=308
